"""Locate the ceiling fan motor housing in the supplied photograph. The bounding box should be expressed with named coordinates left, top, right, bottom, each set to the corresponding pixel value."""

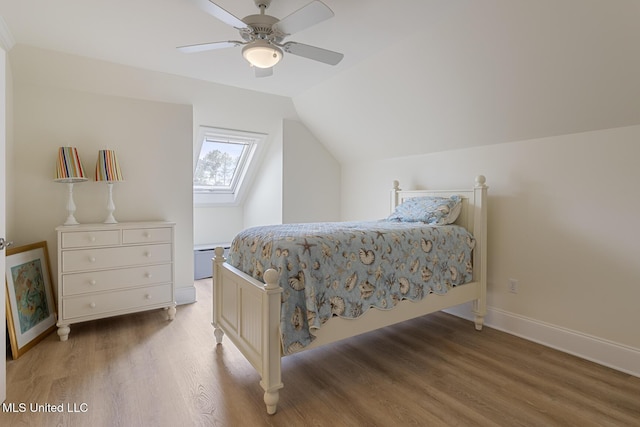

left=241, top=14, right=284, bottom=43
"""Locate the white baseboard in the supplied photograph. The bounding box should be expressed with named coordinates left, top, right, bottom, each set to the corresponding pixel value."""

left=175, top=284, right=197, bottom=305
left=445, top=303, right=640, bottom=378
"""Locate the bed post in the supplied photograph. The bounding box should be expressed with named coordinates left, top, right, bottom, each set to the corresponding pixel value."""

left=260, top=269, right=284, bottom=415
left=472, top=175, right=488, bottom=331
left=390, top=180, right=401, bottom=210
left=212, top=247, right=226, bottom=344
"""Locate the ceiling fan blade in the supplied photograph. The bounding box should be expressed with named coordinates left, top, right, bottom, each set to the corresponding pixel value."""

left=177, top=40, right=241, bottom=53
left=273, top=1, right=334, bottom=35
left=192, top=0, right=249, bottom=29
left=255, top=67, right=273, bottom=78
left=283, top=42, right=344, bottom=65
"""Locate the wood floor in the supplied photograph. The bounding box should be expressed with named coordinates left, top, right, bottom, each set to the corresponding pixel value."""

left=3, top=279, right=639, bottom=427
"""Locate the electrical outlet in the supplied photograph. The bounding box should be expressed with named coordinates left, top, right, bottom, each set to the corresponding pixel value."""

left=508, top=279, right=519, bottom=293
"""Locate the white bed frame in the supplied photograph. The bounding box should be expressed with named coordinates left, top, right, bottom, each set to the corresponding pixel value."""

left=212, top=176, right=488, bottom=414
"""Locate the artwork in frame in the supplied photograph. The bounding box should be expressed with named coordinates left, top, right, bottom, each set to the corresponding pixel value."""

left=5, top=241, right=57, bottom=359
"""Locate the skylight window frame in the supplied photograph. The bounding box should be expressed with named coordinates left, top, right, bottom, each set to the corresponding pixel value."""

left=193, top=126, right=266, bottom=206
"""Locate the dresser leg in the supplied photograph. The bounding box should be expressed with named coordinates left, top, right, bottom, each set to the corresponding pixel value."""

left=166, top=305, right=176, bottom=321
left=57, top=324, right=70, bottom=341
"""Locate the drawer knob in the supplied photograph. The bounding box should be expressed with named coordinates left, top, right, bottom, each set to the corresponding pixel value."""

left=89, top=256, right=96, bottom=263
left=89, top=235, right=96, bottom=242
left=89, top=279, right=97, bottom=286
left=145, top=294, right=152, bottom=300
left=144, top=251, right=151, bottom=258
left=89, top=302, right=96, bottom=309
left=143, top=232, right=151, bottom=238
left=145, top=272, right=152, bottom=279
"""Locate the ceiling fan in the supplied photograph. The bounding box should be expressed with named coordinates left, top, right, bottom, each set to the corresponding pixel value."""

left=178, top=0, right=344, bottom=77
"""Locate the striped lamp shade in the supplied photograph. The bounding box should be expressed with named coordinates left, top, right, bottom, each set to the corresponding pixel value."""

left=55, top=147, right=88, bottom=183
left=95, top=149, right=124, bottom=182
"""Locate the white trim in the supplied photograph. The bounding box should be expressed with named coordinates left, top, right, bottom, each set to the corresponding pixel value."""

left=0, top=17, right=15, bottom=51
left=175, top=284, right=197, bottom=305
left=445, top=303, right=640, bottom=378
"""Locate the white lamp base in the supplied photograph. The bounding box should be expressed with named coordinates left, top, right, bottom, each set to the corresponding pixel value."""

left=104, top=182, right=118, bottom=224
left=63, top=182, right=80, bottom=226
left=64, top=216, right=80, bottom=226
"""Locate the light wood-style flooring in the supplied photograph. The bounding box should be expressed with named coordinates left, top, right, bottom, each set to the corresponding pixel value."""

left=3, top=279, right=639, bottom=426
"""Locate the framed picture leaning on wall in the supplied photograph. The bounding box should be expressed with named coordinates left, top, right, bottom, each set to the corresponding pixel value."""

left=5, top=241, right=57, bottom=359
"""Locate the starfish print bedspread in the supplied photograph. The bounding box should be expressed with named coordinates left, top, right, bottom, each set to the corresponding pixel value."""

left=227, top=220, right=475, bottom=355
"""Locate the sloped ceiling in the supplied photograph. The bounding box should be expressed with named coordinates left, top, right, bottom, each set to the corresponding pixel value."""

left=294, top=0, right=640, bottom=162
left=2, top=0, right=640, bottom=163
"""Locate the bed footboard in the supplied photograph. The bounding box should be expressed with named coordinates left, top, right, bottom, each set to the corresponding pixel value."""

left=212, top=247, right=283, bottom=414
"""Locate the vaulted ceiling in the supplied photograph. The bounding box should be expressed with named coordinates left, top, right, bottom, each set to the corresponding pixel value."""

left=293, top=0, right=640, bottom=162
left=2, top=0, right=640, bottom=163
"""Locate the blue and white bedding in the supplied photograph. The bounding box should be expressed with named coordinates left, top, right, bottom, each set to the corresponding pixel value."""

left=227, top=220, right=475, bottom=355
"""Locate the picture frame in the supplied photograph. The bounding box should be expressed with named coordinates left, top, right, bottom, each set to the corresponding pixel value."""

left=5, top=241, right=57, bottom=359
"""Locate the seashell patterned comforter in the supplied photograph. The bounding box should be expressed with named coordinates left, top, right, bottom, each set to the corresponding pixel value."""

left=227, top=220, right=475, bottom=355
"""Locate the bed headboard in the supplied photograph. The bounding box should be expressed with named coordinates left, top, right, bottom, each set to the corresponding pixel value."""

left=390, top=176, right=488, bottom=285
left=390, top=175, right=487, bottom=235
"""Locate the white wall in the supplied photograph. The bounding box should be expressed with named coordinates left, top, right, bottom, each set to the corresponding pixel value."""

left=340, top=125, right=640, bottom=372
left=8, top=45, right=300, bottom=251
left=242, top=119, right=342, bottom=229
left=193, top=206, right=243, bottom=246
left=282, top=119, right=340, bottom=224
left=9, top=82, right=195, bottom=302
left=243, top=123, right=284, bottom=229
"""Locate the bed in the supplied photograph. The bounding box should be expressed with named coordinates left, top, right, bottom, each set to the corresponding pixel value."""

left=212, top=176, right=488, bottom=414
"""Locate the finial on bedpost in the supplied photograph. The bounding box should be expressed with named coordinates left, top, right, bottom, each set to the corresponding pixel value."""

left=264, top=269, right=279, bottom=290
left=214, top=246, right=226, bottom=261
left=392, top=180, right=401, bottom=191
left=475, top=175, right=487, bottom=188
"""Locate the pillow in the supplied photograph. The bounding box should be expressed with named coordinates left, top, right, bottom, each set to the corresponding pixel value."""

left=387, top=195, right=462, bottom=225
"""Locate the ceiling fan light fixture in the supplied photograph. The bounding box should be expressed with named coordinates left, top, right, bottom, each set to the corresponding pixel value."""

left=242, top=40, right=282, bottom=68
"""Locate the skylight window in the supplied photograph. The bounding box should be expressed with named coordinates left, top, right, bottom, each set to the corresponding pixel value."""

left=194, top=140, right=249, bottom=192
left=194, top=127, right=265, bottom=206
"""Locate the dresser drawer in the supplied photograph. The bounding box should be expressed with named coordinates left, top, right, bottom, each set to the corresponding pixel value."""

left=61, top=230, right=121, bottom=248
left=61, top=244, right=172, bottom=272
left=62, top=264, right=173, bottom=296
left=123, top=227, right=172, bottom=244
left=62, top=284, right=173, bottom=319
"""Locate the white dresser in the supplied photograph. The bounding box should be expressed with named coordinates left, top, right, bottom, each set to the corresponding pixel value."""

left=56, top=221, right=176, bottom=341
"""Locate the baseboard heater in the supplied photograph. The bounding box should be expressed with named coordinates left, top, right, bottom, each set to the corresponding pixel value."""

left=194, top=243, right=230, bottom=280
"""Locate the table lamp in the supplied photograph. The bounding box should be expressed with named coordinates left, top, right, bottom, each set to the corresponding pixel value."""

left=95, top=149, right=124, bottom=224
left=55, top=146, right=88, bottom=225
